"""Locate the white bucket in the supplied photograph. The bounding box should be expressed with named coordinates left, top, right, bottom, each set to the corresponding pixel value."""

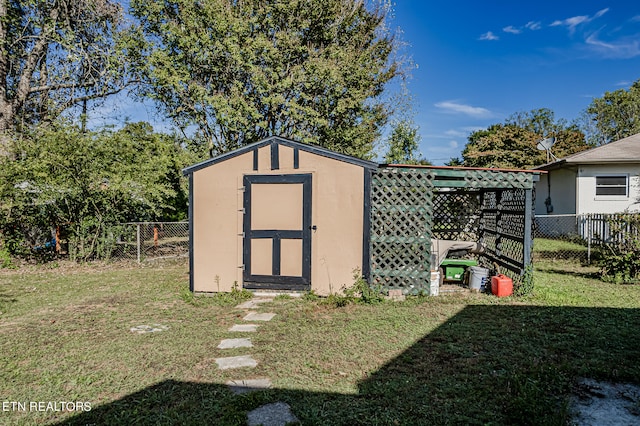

left=468, top=266, right=490, bottom=292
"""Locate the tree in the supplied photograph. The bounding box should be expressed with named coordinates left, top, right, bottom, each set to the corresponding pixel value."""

left=585, top=79, right=640, bottom=144
left=383, top=119, right=430, bottom=164
left=460, top=109, right=592, bottom=169
left=0, top=122, right=191, bottom=259
left=0, top=0, right=136, bottom=143
left=130, top=0, right=400, bottom=159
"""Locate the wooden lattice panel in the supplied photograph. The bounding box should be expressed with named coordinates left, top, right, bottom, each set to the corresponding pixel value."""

left=370, top=168, right=434, bottom=294
left=368, top=166, right=537, bottom=296
left=431, top=190, right=480, bottom=241
left=463, top=170, right=535, bottom=189
left=478, top=189, right=532, bottom=288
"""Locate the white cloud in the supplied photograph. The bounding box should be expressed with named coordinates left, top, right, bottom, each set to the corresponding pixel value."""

left=631, top=15, right=640, bottom=23
left=550, top=8, right=609, bottom=33
left=449, top=140, right=459, bottom=149
left=435, top=101, right=493, bottom=118
left=463, top=126, right=486, bottom=132
left=615, top=80, right=631, bottom=87
left=444, top=129, right=468, bottom=138
left=585, top=33, right=640, bottom=59
left=551, top=15, right=589, bottom=31
left=503, top=25, right=521, bottom=34
left=525, top=21, right=542, bottom=31
left=479, top=31, right=499, bottom=41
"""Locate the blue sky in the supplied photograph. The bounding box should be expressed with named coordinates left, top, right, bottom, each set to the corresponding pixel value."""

left=88, top=1, right=640, bottom=164
left=392, top=1, right=640, bottom=164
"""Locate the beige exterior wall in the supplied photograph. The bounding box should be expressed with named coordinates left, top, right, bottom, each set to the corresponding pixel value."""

left=191, top=143, right=366, bottom=295
left=192, top=152, right=250, bottom=292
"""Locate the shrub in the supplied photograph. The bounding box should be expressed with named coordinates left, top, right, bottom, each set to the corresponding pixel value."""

left=0, top=122, right=192, bottom=261
left=597, top=214, right=640, bottom=284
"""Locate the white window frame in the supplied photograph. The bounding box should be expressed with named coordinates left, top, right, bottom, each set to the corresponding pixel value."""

left=595, top=174, right=629, bottom=197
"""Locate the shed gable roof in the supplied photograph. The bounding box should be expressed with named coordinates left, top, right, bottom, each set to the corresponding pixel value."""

left=182, top=136, right=378, bottom=175
left=535, top=132, right=640, bottom=170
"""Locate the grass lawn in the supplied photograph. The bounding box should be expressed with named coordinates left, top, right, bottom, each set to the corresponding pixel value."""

left=1, top=258, right=639, bottom=425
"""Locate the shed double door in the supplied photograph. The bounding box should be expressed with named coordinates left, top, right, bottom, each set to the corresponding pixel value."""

left=242, top=174, right=312, bottom=290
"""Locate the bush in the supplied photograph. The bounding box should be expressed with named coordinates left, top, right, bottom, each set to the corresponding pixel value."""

left=0, top=247, right=15, bottom=269
left=0, top=122, right=193, bottom=261
left=597, top=214, right=640, bottom=284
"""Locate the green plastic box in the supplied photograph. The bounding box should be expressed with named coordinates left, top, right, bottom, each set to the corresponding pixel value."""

left=440, top=258, right=478, bottom=282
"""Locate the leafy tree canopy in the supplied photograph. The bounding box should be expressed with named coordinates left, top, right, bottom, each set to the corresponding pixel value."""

left=461, top=108, right=592, bottom=169
left=585, top=78, right=640, bottom=144
left=130, top=0, right=400, bottom=159
left=0, top=121, right=192, bottom=258
left=0, top=0, right=137, bottom=139
left=383, top=119, right=430, bottom=165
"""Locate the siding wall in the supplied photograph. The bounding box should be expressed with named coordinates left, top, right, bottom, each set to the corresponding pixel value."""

left=577, top=164, right=640, bottom=214
left=534, top=167, right=577, bottom=215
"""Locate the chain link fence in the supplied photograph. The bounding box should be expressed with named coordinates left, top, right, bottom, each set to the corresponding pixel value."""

left=533, top=213, right=640, bottom=262
left=111, top=222, right=189, bottom=262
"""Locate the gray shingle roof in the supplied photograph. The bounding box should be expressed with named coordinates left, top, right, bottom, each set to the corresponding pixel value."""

left=535, top=132, right=640, bottom=170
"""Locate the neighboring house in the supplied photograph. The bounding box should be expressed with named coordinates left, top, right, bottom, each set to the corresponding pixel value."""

left=534, top=133, right=640, bottom=215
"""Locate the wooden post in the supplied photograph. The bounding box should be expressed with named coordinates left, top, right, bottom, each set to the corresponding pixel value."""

left=55, top=226, right=61, bottom=254
left=523, top=189, right=533, bottom=271
left=154, top=226, right=159, bottom=248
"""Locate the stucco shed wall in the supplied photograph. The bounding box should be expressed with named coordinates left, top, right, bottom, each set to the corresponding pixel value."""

left=191, top=143, right=366, bottom=295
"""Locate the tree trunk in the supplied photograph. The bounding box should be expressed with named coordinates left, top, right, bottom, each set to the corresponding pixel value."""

left=0, top=0, right=12, bottom=155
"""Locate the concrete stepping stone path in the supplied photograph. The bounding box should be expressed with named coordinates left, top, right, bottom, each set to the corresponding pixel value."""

left=215, top=355, right=258, bottom=370
left=247, top=402, right=299, bottom=426
left=229, top=324, right=258, bottom=332
left=243, top=312, right=276, bottom=322
left=219, top=297, right=298, bottom=424
left=226, top=378, right=272, bottom=395
left=217, top=338, right=253, bottom=349
left=130, top=324, right=169, bottom=334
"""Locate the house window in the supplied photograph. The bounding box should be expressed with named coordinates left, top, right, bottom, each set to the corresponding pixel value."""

left=595, top=175, right=628, bottom=196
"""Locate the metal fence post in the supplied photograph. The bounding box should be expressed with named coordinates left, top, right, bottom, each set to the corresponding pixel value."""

left=586, top=215, right=591, bottom=264
left=136, top=223, right=141, bottom=263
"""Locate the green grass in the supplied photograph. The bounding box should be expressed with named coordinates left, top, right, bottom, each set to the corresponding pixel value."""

left=1, top=259, right=639, bottom=425
left=533, top=238, right=588, bottom=263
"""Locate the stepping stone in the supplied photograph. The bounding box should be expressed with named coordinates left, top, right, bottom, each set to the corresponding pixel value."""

left=130, top=324, right=169, bottom=334
left=243, top=312, right=276, bottom=322
left=226, top=378, right=272, bottom=394
left=217, top=338, right=253, bottom=349
left=229, top=324, right=258, bottom=332
left=236, top=298, right=273, bottom=309
left=215, top=355, right=257, bottom=370
left=247, top=402, right=298, bottom=426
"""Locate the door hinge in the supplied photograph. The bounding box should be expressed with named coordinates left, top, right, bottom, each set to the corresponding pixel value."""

left=238, top=232, right=245, bottom=238
left=239, top=264, right=245, bottom=271
left=239, top=208, right=246, bottom=214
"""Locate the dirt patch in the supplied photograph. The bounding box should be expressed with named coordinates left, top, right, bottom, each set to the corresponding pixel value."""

left=570, top=378, right=640, bottom=425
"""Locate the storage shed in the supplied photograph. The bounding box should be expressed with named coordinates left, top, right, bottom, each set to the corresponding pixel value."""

left=183, top=136, right=377, bottom=295
left=184, top=136, right=542, bottom=296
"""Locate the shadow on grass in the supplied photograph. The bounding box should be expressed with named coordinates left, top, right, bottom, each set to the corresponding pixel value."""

left=57, top=306, right=640, bottom=425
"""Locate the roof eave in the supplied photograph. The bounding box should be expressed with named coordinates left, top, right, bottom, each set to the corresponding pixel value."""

left=182, top=136, right=379, bottom=176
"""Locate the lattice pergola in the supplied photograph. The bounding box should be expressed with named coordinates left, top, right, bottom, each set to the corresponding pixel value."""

left=368, top=166, right=539, bottom=295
